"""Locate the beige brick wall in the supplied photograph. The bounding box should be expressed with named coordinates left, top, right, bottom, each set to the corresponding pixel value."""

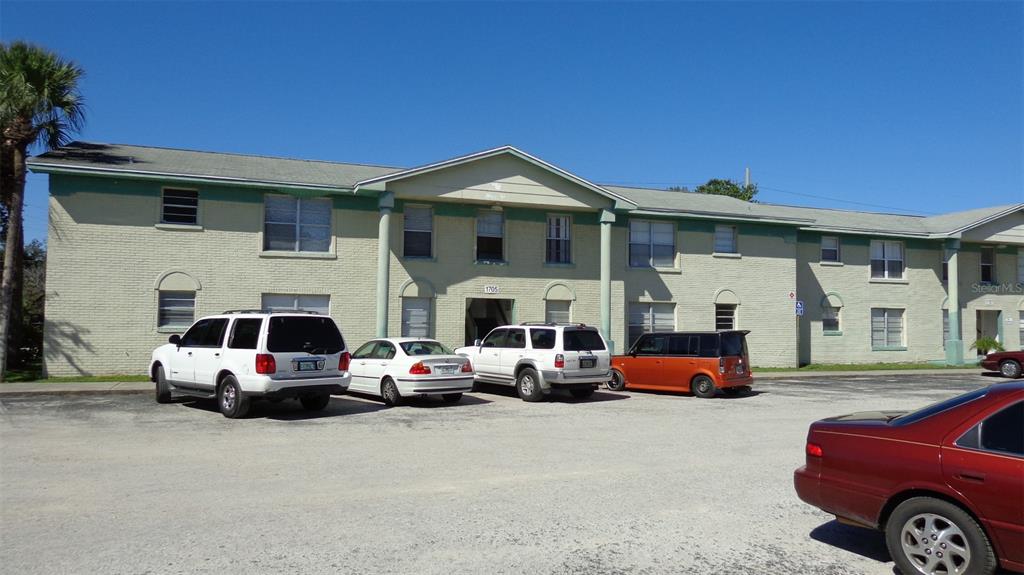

left=797, top=234, right=1024, bottom=364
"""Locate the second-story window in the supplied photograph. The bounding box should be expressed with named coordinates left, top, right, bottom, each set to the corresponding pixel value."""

left=714, top=225, right=738, bottom=254
left=403, top=206, right=433, bottom=258
left=629, top=220, right=675, bottom=267
left=161, top=188, right=198, bottom=225
left=980, top=246, right=995, bottom=283
left=476, top=210, right=504, bottom=262
left=942, top=249, right=951, bottom=281
left=870, top=240, right=903, bottom=279
left=821, top=236, right=840, bottom=262
left=546, top=215, right=571, bottom=264
left=264, top=195, right=331, bottom=252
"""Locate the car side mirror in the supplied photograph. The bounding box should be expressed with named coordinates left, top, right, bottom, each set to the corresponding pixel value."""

left=168, top=334, right=181, bottom=346
left=474, top=339, right=482, bottom=347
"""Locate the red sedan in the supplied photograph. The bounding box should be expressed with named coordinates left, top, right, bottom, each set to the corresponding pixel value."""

left=795, top=382, right=1023, bottom=575
left=981, top=351, right=1024, bottom=379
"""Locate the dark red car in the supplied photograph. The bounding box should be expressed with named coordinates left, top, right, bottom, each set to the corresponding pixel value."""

left=981, top=351, right=1024, bottom=379
left=794, top=382, right=1023, bottom=575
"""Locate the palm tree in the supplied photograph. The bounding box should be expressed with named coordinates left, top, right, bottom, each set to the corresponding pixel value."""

left=0, top=42, right=84, bottom=380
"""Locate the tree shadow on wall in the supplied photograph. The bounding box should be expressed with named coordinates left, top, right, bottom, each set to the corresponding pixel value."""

left=43, top=319, right=96, bottom=377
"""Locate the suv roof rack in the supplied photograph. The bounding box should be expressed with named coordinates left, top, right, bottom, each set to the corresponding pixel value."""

left=222, top=309, right=322, bottom=315
left=519, top=322, right=588, bottom=327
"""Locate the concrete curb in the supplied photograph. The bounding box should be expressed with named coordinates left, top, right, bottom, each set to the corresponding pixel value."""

left=0, top=381, right=152, bottom=396
left=753, top=368, right=986, bottom=380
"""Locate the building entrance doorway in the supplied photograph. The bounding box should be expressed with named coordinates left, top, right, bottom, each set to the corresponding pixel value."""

left=466, top=298, right=513, bottom=346
left=976, top=310, right=1002, bottom=354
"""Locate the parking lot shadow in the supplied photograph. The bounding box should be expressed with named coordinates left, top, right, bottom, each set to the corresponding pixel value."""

left=471, top=382, right=628, bottom=403
left=343, top=391, right=493, bottom=409
left=809, top=519, right=890, bottom=564
left=178, top=396, right=388, bottom=420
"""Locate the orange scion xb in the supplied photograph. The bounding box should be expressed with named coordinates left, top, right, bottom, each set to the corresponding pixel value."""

left=608, top=330, right=753, bottom=398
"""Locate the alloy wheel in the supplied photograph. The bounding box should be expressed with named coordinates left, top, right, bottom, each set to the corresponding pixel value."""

left=899, top=513, right=970, bottom=575
left=222, top=384, right=236, bottom=411
left=519, top=374, right=535, bottom=396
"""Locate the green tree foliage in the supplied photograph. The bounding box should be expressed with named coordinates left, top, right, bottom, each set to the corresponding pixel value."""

left=0, top=42, right=84, bottom=379
left=694, top=178, right=758, bottom=202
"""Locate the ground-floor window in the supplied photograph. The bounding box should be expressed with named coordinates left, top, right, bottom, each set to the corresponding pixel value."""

left=545, top=300, right=571, bottom=324
left=822, top=306, right=840, bottom=333
left=1019, top=311, right=1023, bottom=350
left=715, top=304, right=736, bottom=330
left=628, top=302, right=675, bottom=347
left=871, top=308, right=904, bottom=349
left=402, top=297, right=431, bottom=337
left=261, top=293, right=330, bottom=315
left=158, top=290, right=195, bottom=330
left=943, top=310, right=950, bottom=349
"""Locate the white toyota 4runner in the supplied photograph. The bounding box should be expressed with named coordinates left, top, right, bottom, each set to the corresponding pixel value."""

left=455, top=323, right=611, bottom=401
left=149, top=310, right=351, bottom=418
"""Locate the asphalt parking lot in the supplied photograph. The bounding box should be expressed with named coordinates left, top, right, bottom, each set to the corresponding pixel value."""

left=0, top=372, right=1007, bottom=574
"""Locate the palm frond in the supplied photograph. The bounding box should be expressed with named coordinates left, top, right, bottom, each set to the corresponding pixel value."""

left=0, top=41, right=85, bottom=152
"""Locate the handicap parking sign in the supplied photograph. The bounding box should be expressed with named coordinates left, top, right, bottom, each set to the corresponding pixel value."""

left=795, top=300, right=805, bottom=316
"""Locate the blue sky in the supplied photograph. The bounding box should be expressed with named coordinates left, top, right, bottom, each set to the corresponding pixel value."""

left=3, top=1, right=1022, bottom=243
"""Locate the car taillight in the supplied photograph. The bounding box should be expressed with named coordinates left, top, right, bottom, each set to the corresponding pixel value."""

left=806, top=442, right=823, bottom=458
left=554, top=354, right=565, bottom=368
left=338, top=351, right=351, bottom=371
left=719, top=357, right=726, bottom=374
left=409, top=361, right=431, bottom=375
left=460, top=361, right=473, bottom=373
left=255, top=354, right=276, bottom=375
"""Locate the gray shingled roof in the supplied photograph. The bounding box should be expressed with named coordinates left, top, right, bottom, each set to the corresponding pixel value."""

left=28, top=141, right=402, bottom=190
left=605, top=185, right=1021, bottom=237
left=29, top=142, right=1021, bottom=237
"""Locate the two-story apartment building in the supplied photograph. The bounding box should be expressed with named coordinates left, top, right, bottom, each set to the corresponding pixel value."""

left=28, top=142, right=1024, bottom=376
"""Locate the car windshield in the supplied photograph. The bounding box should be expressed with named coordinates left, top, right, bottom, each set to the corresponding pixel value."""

left=563, top=329, right=606, bottom=351
left=890, top=387, right=990, bottom=426
left=720, top=332, right=747, bottom=357
left=266, top=316, right=344, bottom=354
left=400, top=341, right=452, bottom=356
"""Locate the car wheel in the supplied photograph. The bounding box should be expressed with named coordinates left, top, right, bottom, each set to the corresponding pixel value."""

left=885, top=497, right=997, bottom=575
left=570, top=387, right=595, bottom=399
left=441, top=393, right=463, bottom=403
left=381, top=378, right=402, bottom=407
left=155, top=366, right=172, bottom=404
left=516, top=368, right=544, bottom=402
left=691, top=375, right=716, bottom=398
left=999, top=359, right=1021, bottom=378
left=607, top=369, right=626, bottom=391
left=300, top=393, right=330, bottom=411
left=218, top=375, right=251, bottom=419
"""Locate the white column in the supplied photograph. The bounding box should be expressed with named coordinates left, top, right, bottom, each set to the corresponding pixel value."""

left=375, top=192, right=394, bottom=338
left=599, top=209, right=615, bottom=353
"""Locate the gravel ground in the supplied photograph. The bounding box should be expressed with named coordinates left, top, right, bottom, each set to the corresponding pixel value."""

left=0, top=372, right=1004, bottom=574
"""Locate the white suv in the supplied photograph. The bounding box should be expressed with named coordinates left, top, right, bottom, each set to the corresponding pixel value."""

left=455, top=323, right=611, bottom=402
left=149, top=310, right=351, bottom=418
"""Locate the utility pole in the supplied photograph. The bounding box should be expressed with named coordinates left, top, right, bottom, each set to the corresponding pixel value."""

left=744, top=167, right=751, bottom=188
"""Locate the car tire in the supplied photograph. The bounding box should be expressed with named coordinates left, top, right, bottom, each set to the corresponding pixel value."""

left=300, top=393, right=330, bottom=411
left=218, top=375, right=251, bottom=419
left=381, top=378, right=402, bottom=407
left=999, top=359, right=1021, bottom=378
left=441, top=393, right=463, bottom=403
left=570, top=387, right=595, bottom=399
left=155, top=366, right=172, bottom=404
left=885, top=497, right=997, bottom=575
left=691, top=375, right=716, bottom=399
left=516, top=368, right=544, bottom=402
left=607, top=369, right=626, bottom=391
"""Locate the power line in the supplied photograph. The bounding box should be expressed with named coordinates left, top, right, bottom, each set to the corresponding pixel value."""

left=757, top=185, right=936, bottom=215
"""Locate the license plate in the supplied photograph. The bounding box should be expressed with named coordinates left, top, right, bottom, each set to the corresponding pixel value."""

left=436, top=365, right=457, bottom=375
left=295, top=360, right=323, bottom=372
left=580, top=358, right=596, bottom=368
